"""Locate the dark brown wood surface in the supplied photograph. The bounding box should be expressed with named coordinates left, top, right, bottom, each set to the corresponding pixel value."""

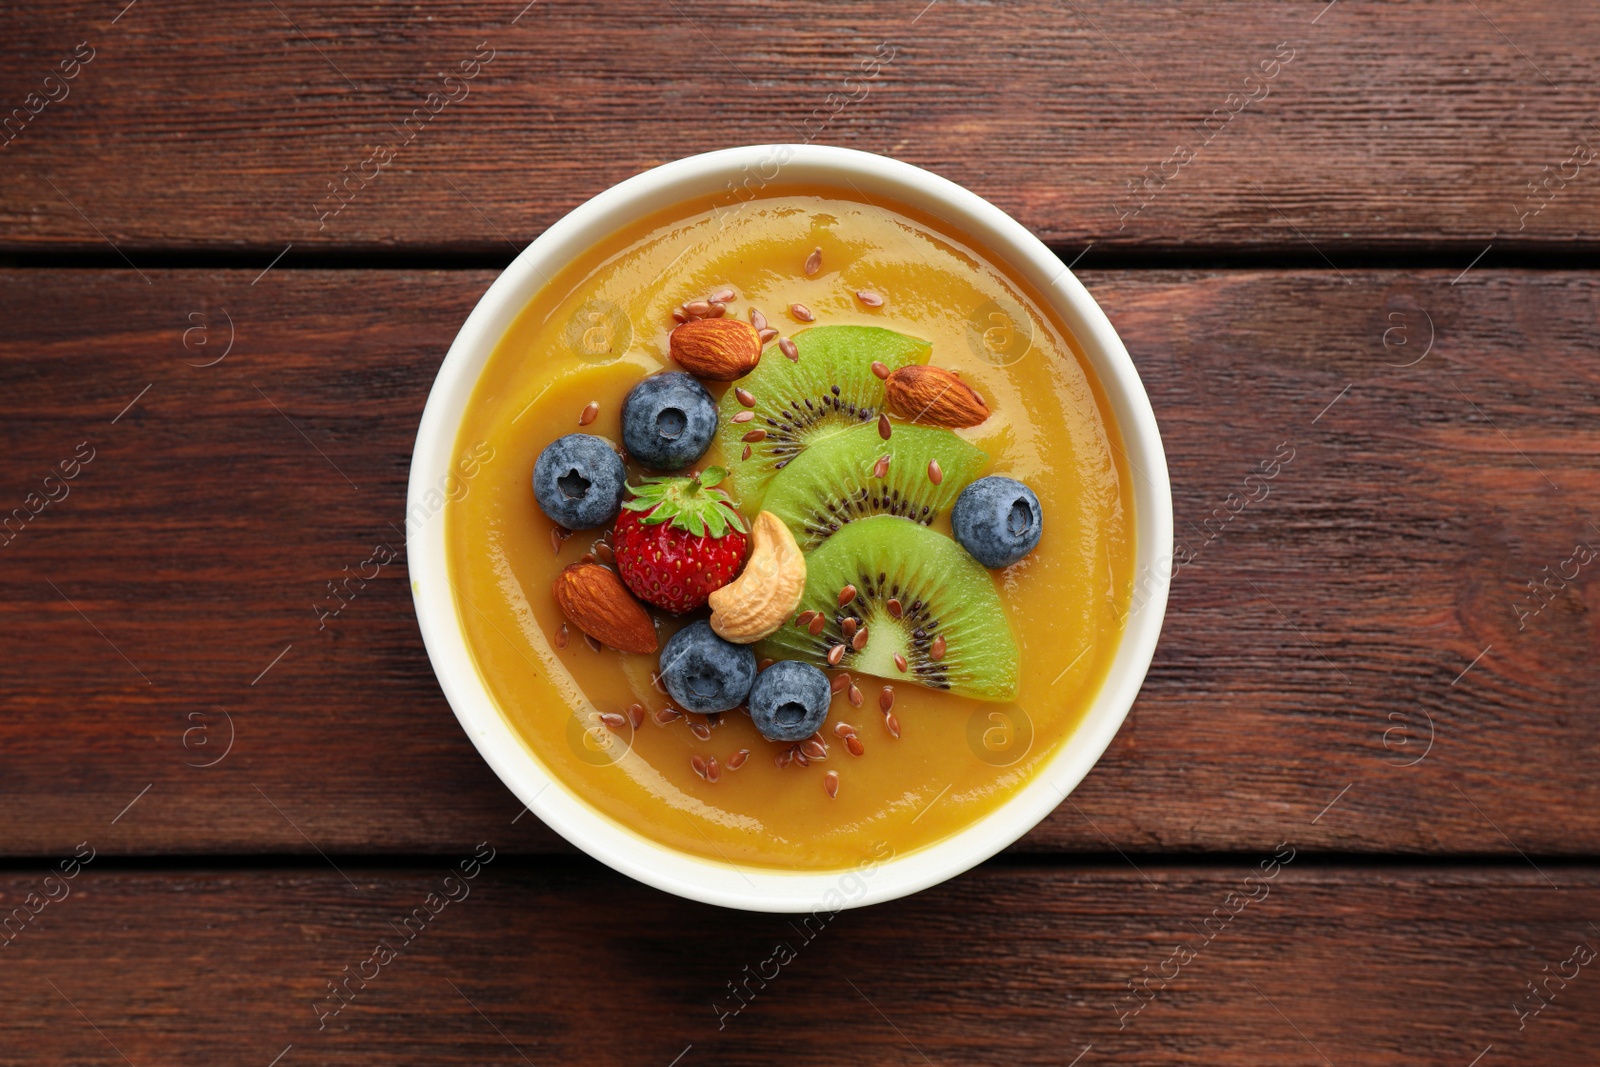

left=1, top=1, right=1598, bottom=255
left=1, top=268, right=1594, bottom=858
left=3, top=861, right=1595, bottom=1066
left=5, top=3, right=1600, bottom=1059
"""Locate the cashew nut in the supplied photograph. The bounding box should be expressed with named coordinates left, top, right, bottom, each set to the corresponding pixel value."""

left=708, top=511, right=807, bottom=643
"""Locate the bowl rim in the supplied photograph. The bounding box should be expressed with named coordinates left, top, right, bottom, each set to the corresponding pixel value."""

left=407, top=144, right=1172, bottom=913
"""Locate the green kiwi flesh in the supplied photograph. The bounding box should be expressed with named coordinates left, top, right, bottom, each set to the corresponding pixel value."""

left=716, top=325, right=930, bottom=508
left=761, top=421, right=989, bottom=553
left=757, top=515, right=1019, bottom=701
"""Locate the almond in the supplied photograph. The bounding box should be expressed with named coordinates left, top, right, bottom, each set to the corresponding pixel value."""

left=669, top=318, right=762, bottom=381
left=883, top=365, right=990, bottom=428
left=551, top=563, right=657, bottom=654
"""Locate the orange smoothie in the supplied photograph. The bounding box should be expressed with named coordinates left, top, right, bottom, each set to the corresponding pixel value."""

left=445, top=188, right=1134, bottom=871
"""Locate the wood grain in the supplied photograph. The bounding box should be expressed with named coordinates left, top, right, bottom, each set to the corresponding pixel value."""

left=0, top=1, right=1597, bottom=254
left=1, top=860, right=1595, bottom=1065
left=0, top=268, right=1596, bottom=857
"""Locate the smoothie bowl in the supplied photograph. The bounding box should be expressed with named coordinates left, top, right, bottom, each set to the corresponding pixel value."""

left=409, top=146, right=1171, bottom=911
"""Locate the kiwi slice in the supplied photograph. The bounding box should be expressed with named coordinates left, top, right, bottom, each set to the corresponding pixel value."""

left=757, top=515, right=1019, bottom=702
left=762, top=421, right=989, bottom=553
left=717, top=325, right=930, bottom=507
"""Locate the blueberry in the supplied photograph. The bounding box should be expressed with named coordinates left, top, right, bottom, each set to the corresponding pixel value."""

left=622, top=372, right=717, bottom=470
left=659, top=620, right=756, bottom=714
left=951, top=475, right=1043, bottom=568
left=532, top=433, right=626, bottom=530
left=747, top=660, right=831, bottom=742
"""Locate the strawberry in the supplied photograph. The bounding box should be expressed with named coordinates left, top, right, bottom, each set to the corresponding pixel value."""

left=612, top=467, right=749, bottom=615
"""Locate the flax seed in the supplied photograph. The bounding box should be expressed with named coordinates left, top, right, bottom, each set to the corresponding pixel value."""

left=580, top=552, right=596, bottom=564
left=690, top=721, right=712, bottom=741
left=741, top=444, right=752, bottom=460
left=928, top=458, right=944, bottom=485
left=856, top=290, right=884, bottom=308
left=841, top=617, right=858, bottom=640
left=797, top=610, right=817, bottom=628
left=555, top=624, right=569, bottom=649
left=885, top=712, right=901, bottom=738
left=808, top=613, right=826, bottom=636
left=685, top=299, right=711, bottom=318
left=848, top=684, right=863, bottom=707
left=930, top=634, right=946, bottom=662
left=653, top=706, right=681, bottom=725
left=775, top=748, right=794, bottom=768
left=846, top=735, right=864, bottom=756
left=584, top=634, right=602, bottom=652
left=691, top=754, right=709, bottom=779
left=789, top=303, right=814, bottom=322
left=758, top=658, right=774, bottom=671
left=831, top=672, right=850, bottom=694
left=851, top=626, right=868, bottom=651
left=805, top=247, right=822, bottom=276
left=749, top=308, right=768, bottom=331
left=872, top=454, right=890, bottom=479
left=708, top=301, right=727, bottom=318
left=793, top=748, right=810, bottom=767
left=759, top=327, right=779, bottom=344
left=652, top=671, right=668, bottom=694
left=779, top=337, right=799, bottom=362
left=802, top=739, right=827, bottom=761
left=839, top=584, right=857, bottom=607
left=893, top=652, right=908, bottom=672
left=729, top=748, right=750, bottom=770
left=705, top=756, right=721, bottom=782
left=743, top=428, right=768, bottom=443
left=711, top=287, right=736, bottom=304
left=878, top=413, right=891, bottom=440
left=628, top=703, right=646, bottom=730
left=871, top=360, right=890, bottom=380
left=824, top=771, right=839, bottom=798
left=599, top=712, right=626, bottom=729
left=595, top=542, right=614, bottom=565
left=834, top=721, right=856, bottom=737
left=887, top=597, right=903, bottom=619
left=551, top=526, right=570, bottom=554
left=827, top=643, right=846, bottom=666
left=735, top=387, right=756, bottom=407
left=672, top=306, right=688, bottom=323
left=579, top=401, right=599, bottom=426
left=879, top=685, right=895, bottom=712
left=732, top=410, right=754, bottom=423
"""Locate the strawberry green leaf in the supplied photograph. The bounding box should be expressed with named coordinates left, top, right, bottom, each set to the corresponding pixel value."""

left=621, top=471, right=746, bottom=537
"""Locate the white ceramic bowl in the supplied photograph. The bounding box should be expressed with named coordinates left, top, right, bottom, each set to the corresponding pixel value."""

left=409, top=145, right=1172, bottom=912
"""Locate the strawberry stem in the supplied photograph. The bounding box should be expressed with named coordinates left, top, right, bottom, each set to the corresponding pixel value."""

left=620, top=467, right=743, bottom=536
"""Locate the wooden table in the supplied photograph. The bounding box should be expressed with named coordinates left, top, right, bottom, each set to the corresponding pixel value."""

left=3, top=2, right=1597, bottom=1063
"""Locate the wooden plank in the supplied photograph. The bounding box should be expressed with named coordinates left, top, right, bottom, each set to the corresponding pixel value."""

left=0, top=268, right=1597, bottom=856
left=1, top=1, right=1598, bottom=253
left=1, top=861, right=1595, bottom=1065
